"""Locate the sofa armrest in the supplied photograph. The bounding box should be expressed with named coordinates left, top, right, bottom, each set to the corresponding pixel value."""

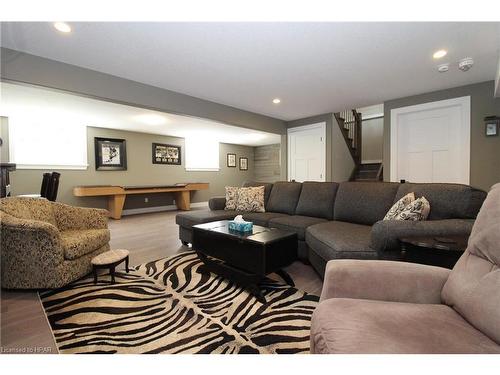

left=0, top=213, right=64, bottom=266
left=52, top=202, right=109, bottom=230
left=208, top=196, right=226, bottom=211
left=371, top=219, right=474, bottom=254
left=320, top=259, right=451, bottom=304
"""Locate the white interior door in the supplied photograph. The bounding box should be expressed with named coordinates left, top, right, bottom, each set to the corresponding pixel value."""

left=390, top=96, right=470, bottom=184
left=287, top=123, right=326, bottom=182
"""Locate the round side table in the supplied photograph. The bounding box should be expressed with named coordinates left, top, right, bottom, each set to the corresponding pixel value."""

left=91, top=249, right=130, bottom=284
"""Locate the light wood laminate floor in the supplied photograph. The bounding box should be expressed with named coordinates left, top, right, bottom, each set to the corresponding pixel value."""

left=0, top=208, right=323, bottom=354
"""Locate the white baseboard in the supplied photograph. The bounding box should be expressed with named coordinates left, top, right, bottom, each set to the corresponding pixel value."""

left=361, top=159, right=382, bottom=164
left=122, top=201, right=209, bottom=216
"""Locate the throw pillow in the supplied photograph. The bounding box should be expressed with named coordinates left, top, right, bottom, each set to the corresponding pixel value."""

left=235, top=186, right=265, bottom=213
left=224, top=186, right=239, bottom=210
left=394, top=196, right=431, bottom=221
left=384, top=192, right=415, bottom=220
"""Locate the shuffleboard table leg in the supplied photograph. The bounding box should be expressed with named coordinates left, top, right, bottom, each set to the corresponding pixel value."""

left=175, top=191, right=191, bottom=210
left=108, top=194, right=126, bottom=219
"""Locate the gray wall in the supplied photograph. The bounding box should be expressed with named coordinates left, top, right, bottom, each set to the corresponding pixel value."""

left=384, top=80, right=500, bottom=191
left=361, top=117, right=384, bottom=163
left=0, top=48, right=286, bottom=135
left=254, top=144, right=281, bottom=183
left=0, top=116, right=9, bottom=163
left=4, top=124, right=255, bottom=210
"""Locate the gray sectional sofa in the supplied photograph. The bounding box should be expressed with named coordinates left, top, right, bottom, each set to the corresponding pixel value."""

left=175, top=181, right=486, bottom=277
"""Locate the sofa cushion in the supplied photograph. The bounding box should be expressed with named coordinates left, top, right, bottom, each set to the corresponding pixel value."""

left=235, top=186, right=265, bottom=212
left=224, top=186, right=239, bottom=210
left=384, top=192, right=415, bottom=220
left=61, top=229, right=110, bottom=260
left=394, top=196, right=430, bottom=221
left=1, top=197, right=58, bottom=227
left=334, top=182, right=399, bottom=225
left=306, top=221, right=375, bottom=261
left=266, top=181, right=302, bottom=215
left=441, top=183, right=500, bottom=344
left=268, top=215, right=327, bottom=240
left=295, top=182, right=339, bottom=220
left=394, top=183, right=486, bottom=220
left=241, top=212, right=289, bottom=226
left=311, top=298, right=500, bottom=354
left=243, top=181, right=274, bottom=207
left=175, top=210, right=239, bottom=228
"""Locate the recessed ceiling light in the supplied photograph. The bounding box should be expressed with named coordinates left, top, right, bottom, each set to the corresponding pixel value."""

left=134, top=114, right=168, bottom=125
left=433, top=49, right=447, bottom=59
left=272, top=98, right=281, bottom=104
left=53, top=22, right=72, bottom=33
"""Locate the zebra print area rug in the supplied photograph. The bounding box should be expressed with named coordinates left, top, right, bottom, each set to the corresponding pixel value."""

left=40, top=251, right=319, bottom=354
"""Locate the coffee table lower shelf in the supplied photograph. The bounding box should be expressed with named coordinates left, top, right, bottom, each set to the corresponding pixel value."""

left=197, top=253, right=294, bottom=303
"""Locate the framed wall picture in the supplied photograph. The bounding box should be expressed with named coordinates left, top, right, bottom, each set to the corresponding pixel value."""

left=484, top=116, right=499, bottom=137
left=152, top=143, right=181, bottom=165
left=239, top=157, right=248, bottom=171
left=227, top=153, right=236, bottom=167
left=95, top=137, right=127, bottom=170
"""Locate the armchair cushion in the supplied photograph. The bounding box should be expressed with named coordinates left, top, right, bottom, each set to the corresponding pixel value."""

left=52, top=202, right=108, bottom=230
left=311, top=298, right=500, bottom=354
left=442, top=183, right=500, bottom=344
left=61, top=229, right=110, bottom=260
left=320, top=259, right=450, bottom=304
left=0, top=197, right=57, bottom=226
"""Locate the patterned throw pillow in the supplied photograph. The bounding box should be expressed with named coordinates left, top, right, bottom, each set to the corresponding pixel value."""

left=224, top=186, right=239, bottom=210
left=384, top=192, right=415, bottom=220
left=394, top=196, right=431, bottom=221
left=235, top=186, right=265, bottom=213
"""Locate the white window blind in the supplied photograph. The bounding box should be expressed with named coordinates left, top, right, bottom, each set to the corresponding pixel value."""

left=9, top=117, right=88, bottom=170
left=185, top=137, right=220, bottom=171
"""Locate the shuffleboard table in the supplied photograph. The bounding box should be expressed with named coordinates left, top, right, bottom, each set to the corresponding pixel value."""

left=73, top=183, right=209, bottom=219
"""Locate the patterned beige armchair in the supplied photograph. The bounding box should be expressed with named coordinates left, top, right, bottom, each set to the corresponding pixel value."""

left=0, top=197, right=110, bottom=289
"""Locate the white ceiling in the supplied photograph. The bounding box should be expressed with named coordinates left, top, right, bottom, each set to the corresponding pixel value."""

left=0, top=82, right=281, bottom=146
left=1, top=22, right=500, bottom=121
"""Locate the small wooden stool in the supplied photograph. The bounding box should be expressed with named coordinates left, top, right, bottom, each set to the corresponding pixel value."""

left=91, top=249, right=130, bottom=284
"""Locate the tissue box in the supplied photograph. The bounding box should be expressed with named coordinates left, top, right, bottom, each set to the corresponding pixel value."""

left=228, top=220, right=253, bottom=233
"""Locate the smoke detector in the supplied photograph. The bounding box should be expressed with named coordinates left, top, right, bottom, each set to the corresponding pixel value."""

left=458, top=57, right=474, bottom=72
left=437, top=63, right=450, bottom=73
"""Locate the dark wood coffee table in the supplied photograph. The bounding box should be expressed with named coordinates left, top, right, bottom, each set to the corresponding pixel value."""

left=192, top=220, right=298, bottom=303
left=399, top=235, right=468, bottom=269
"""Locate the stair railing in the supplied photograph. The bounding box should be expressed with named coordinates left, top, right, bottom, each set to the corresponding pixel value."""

left=334, top=109, right=362, bottom=167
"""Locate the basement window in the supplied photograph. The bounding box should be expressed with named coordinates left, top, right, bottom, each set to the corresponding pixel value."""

left=185, top=137, right=220, bottom=172
left=8, top=116, right=88, bottom=170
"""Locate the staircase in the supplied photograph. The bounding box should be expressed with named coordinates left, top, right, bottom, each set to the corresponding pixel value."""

left=352, top=162, right=383, bottom=182
left=334, top=109, right=383, bottom=182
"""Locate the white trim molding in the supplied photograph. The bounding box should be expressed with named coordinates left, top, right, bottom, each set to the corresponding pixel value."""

left=122, top=201, right=209, bottom=217
left=361, top=159, right=383, bottom=164
left=15, top=164, right=88, bottom=170
left=390, top=96, right=471, bottom=184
